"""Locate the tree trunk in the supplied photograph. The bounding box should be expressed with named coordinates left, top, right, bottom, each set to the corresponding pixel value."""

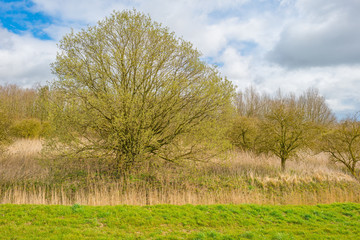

left=281, top=158, right=286, bottom=171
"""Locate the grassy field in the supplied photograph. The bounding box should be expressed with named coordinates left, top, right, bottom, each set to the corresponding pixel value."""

left=0, top=203, right=359, bottom=239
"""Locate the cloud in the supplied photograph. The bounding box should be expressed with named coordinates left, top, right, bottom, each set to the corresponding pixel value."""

left=268, top=0, right=360, bottom=68
left=32, top=0, right=130, bottom=24
left=1, top=0, right=360, bottom=117
left=219, top=47, right=252, bottom=88
left=248, top=63, right=360, bottom=117
left=0, top=28, right=57, bottom=87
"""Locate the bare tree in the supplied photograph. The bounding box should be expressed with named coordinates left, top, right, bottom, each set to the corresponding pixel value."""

left=298, top=88, right=336, bottom=125
left=234, top=86, right=271, bottom=118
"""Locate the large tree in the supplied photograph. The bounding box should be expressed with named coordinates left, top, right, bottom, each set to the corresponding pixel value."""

left=49, top=10, right=234, bottom=172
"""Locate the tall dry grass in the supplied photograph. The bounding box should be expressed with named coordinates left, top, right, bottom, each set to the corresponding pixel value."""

left=0, top=139, right=359, bottom=205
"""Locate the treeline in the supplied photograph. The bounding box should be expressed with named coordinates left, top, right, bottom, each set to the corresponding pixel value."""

left=229, top=86, right=359, bottom=178
left=0, top=10, right=359, bottom=181
left=0, top=84, right=49, bottom=143
left=229, top=87, right=335, bottom=169
left=0, top=83, right=359, bottom=179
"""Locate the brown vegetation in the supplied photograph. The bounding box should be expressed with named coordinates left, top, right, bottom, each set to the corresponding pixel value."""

left=0, top=139, right=359, bottom=205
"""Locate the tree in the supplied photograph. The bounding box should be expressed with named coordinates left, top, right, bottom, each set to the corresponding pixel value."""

left=234, top=86, right=270, bottom=118
left=49, top=10, right=234, bottom=173
left=228, top=116, right=259, bottom=151
left=234, top=87, right=335, bottom=125
left=297, top=87, right=335, bottom=126
left=0, top=84, right=37, bottom=120
left=322, top=114, right=360, bottom=179
left=258, top=99, right=314, bottom=171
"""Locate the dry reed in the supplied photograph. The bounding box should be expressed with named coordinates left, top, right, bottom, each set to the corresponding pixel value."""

left=0, top=139, right=359, bottom=205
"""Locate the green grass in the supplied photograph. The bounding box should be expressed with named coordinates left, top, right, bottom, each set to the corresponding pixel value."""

left=0, top=203, right=359, bottom=239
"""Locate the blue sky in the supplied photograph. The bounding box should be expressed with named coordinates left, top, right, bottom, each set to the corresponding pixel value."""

left=0, top=0, right=53, bottom=39
left=0, top=0, right=360, bottom=118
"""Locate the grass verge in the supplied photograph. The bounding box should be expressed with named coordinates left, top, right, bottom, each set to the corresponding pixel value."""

left=0, top=203, right=359, bottom=239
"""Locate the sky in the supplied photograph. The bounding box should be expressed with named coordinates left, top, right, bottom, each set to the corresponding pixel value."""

left=0, top=0, right=360, bottom=118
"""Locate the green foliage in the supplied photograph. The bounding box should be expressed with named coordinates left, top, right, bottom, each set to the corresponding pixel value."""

left=0, top=84, right=52, bottom=143
left=232, top=87, right=334, bottom=170
left=258, top=99, right=315, bottom=171
left=10, top=119, right=42, bottom=139
left=0, top=203, right=359, bottom=239
left=71, top=203, right=84, bottom=213
left=39, top=121, right=52, bottom=138
left=49, top=9, right=234, bottom=173
left=228, top=116, right=259, bottom=151
left=322, top=113, right=360, bottom=179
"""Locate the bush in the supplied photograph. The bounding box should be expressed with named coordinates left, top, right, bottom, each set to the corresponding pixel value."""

left=10, top=118, right=42, bottom=139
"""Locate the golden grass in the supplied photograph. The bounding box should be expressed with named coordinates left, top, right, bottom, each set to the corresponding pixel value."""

left=0, top=139, right=48, bottom=182
left=0, top=139, right=359, bottom=205
left=1, top=182, right=359, bottom=206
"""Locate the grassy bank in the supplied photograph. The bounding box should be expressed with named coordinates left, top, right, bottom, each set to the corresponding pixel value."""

left=0, top=203, right=359, bottom=239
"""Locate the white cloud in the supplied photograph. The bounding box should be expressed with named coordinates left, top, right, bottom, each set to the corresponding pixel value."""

left=0, top=28, right=57, bottom=87
left=248, top=64, right=360, bottom=116
left=32, top=0, right=130, bottom=23
left=219, top=47, right=252, bottom=89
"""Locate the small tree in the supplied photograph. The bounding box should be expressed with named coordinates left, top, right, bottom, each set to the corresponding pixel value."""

left=258, top=99, right=313, bottom=171
left=322, top=114, right=360, bottom=179
left=49, top=10, right=234, bottom=173
left=228, top=116, right=259, bottom=151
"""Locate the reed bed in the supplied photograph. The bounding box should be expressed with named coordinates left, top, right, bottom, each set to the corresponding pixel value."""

left=0, top=139, right=359, bottom=205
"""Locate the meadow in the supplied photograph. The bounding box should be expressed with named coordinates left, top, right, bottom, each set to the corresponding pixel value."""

left=1, top=203, right=359, bottom=239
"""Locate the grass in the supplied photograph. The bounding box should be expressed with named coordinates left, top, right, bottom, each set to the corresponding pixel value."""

left=0, top=139, right=359, bottom=205
left=0, top=203, right=359, bottom=239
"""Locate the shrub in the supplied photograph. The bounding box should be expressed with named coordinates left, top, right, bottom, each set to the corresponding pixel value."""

left=10, top=118, right=42, bottom=139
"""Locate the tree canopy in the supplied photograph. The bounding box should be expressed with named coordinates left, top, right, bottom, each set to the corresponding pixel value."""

left=49, top=10, right=234, bottom=172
